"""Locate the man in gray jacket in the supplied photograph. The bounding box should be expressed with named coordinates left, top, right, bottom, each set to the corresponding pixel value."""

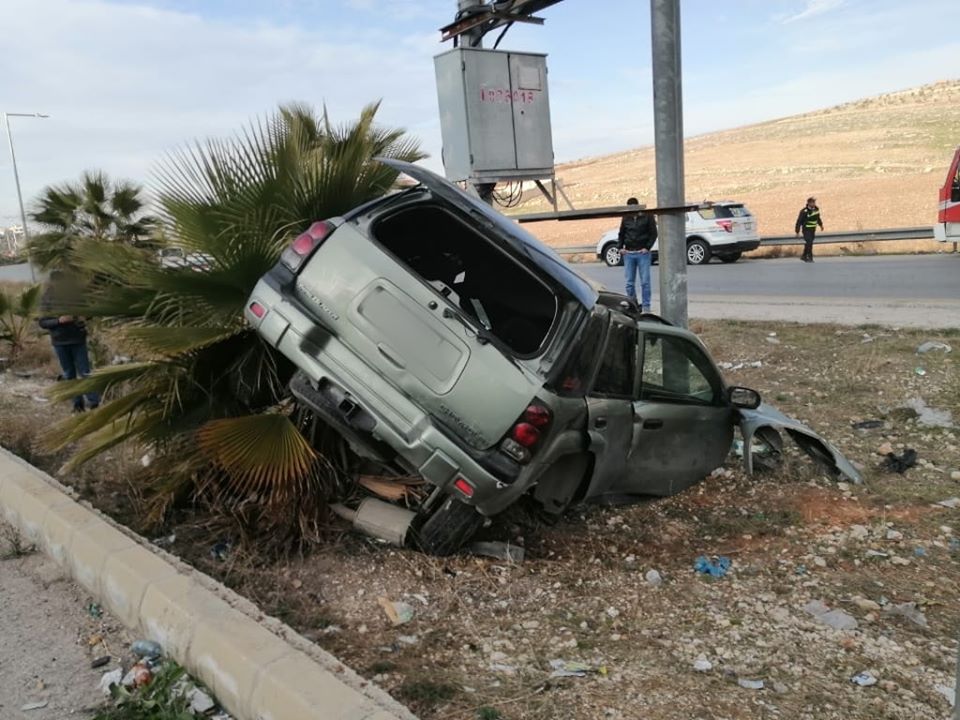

left=38, top=270, right=100, bottom=412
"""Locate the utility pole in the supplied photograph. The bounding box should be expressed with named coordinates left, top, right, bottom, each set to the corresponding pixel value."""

left=4, top=112, right=48, bottom=283
left=650, top=0, right=687, bottom=327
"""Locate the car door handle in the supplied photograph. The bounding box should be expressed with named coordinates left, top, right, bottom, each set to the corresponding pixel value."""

left=643, top=419, right=663, bottom=430
left=376, top=343, right=405, bottom=369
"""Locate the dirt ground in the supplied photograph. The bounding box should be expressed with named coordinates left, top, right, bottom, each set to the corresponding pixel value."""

left=0, top=522, right=133, bottom=720
left=2, top=319, right=959, bottom=720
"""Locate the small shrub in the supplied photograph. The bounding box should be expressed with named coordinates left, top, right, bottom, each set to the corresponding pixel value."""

left=0, top=283, right=41, bottom=361
left=0, top=526, right=37, bottom=560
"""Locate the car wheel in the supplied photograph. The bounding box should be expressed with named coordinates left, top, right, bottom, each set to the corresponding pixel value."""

left=603, top=244, right=623, bottom=267
left=686, top=238, right=710, bottom=265
left=719, top=252, right=742, bottom=263
left=414, top=496, right=485, bottom=556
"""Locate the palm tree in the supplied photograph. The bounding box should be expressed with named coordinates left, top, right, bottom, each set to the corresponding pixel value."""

left=47, top=102, right=425, bottom=543
left=29, top=171, right=157, bottom=272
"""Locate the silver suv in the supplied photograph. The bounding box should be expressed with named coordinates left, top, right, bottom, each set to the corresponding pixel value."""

left=597, top=202, right=761, bottom=266
left=245, top=160, right=858, bottom=554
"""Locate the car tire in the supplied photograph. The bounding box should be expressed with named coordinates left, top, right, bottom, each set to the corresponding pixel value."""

left=686, top=238, right=710, bottom=265
left=602, top=243, right=623, bottom=267
left=414, top=496, right=485, bottom=556
left=719, top=252, right=742, bottom=263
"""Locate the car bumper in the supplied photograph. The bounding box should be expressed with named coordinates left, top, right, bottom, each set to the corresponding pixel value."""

left=245, top=278, right=536, bottom=516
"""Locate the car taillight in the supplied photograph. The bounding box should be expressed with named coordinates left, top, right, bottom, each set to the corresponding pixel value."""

left=453, top=476, right=474, bottom=497
left=716, top=219, right=733, bottom=233
left=512, top=422, right=540, bottom=447
left=499, top=402, right=552, bottom=465
left=282, top=220, right=334, bottom=271
left=248, top=301, right=266, bottom=319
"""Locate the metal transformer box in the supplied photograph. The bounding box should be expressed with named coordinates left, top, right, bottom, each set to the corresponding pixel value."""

left=434, top=47, right=554, bottom=183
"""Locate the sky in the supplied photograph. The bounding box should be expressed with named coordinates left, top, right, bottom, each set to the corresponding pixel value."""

left=2, top=0, right=959, bottom=225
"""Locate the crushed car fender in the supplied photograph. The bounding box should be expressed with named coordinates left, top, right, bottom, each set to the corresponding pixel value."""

left=738, top=402, right=862, bottom=484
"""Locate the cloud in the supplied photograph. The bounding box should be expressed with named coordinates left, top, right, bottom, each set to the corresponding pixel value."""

left=0, top=0, right=446, bottom=220
left=779, top=0, right=845, bottom=24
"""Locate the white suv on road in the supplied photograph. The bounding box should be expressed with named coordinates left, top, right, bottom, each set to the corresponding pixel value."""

left=596, top=201, right=761, bottom=266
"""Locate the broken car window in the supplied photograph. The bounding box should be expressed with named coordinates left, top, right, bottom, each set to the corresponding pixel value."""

left=640, top=334, right=722, bottom=405
left=373, top=205, right=558, bottom=356
left=552, top=311, right=606, bottom=396
left=592, top=317, right=638, bottom=398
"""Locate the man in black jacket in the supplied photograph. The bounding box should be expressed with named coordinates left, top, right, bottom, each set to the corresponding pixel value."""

left=618, top=197, right=658, bottom=312
left=795, top=197, right=824, bottom=262
left=38, top=271, right=100, bottom=412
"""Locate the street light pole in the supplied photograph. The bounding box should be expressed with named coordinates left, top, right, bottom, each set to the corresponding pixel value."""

left=650, top=0, right=687, bottom=327
left=3, top=112, right=49, bottom=283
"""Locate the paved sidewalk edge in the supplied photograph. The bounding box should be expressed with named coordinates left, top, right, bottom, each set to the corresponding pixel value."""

left=0, top=447, right=417, bottom=720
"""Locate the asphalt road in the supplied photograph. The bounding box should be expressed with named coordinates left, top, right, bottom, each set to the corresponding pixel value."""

left=4, top=254, right=958, bottom=327
left=579, top=254, right=960, bottom=328
left=579, top=253, right=960, bottom=299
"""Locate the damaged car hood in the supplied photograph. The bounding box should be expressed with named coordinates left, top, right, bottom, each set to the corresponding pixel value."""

left=739, top=402, right=862, bottom=484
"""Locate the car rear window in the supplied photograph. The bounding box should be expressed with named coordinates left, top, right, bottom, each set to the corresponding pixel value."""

left=372, top=204, right=559, bottom=357
left=698, top=204, right=750, bottom=220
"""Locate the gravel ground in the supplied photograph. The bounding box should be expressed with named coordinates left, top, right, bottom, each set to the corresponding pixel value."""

left=0, top=523, right=132, bottom=720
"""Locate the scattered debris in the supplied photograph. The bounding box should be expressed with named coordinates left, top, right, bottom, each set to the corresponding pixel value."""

left=881, top=449, right=918, bottom=474
left=886, top=529, right=904, bottom=541
left=693, top=657, right=713, bottom=672
left=549, top=659, right=603, bottom=678
left=21, top=701, right=49, bottom=711
left=397, top=635, right=419, bottom=646
left=883, top=602, right=928, bottom=628
left=122, top=661, right=153, bottom=688
left=951, top=470, right=960, bottom=481
left=90, top=656, right=111, bottom=669
left=357, top=474, right=425, bottom=503
left=849, top=525, right=870, bottom=540
left=131, top=639, right=163, bottom=659
left=693, top=555, right=731, bottom=577
left=935, top=683, right=956, bottom=707
left=865, top=550, right=890, bottom=559
left=87, top=602, right=103, bottom=618
left=803, top=599, right=859, bottom=630
left=851, top=419, right=884, bottom=430
left=99, top=668, right=123, bottom=695
left=851, top=671, right=878, bottom=687
left=470, top=541, right=525, bottom=563
left=31, top=395, right=49, bottom=404
left=903, top=397, right=954, bottom=428
left=152, top=533, right=176, bottom=547
left=210, top=541, right=232, bottom=561
left=645, top=569, right=663, bottom=587
left=914, top=367, right=927, bottom=377
left=378, top=597, right=415, bottom=626
left=737, top=679, right=764, bottom=690
left=765, top=336, right=781, bottom=345
left=914, top=547, right=927, bottom=557
left=916, top=341, right=952, bottom=354
left=187, top=686, right=216, bottom=714
left=937, top=497, right=960, bottom=509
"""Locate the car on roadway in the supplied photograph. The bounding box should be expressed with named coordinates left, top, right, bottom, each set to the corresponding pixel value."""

left=596, top=201, right=761, bottom=266
left=245, top=161, right=859, bottom=555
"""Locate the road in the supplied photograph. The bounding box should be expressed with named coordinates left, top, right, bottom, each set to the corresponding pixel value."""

left=4, top=254, right=958, bottom=327
left=0, top=523, right=129, bottom=719
left=578, top=254, right=960, bottom=328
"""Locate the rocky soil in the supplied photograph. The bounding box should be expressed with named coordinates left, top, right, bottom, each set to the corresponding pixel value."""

left=2, top=321, right=958, bottom=720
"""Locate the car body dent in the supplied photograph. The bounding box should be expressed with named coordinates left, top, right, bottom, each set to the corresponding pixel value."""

left=738, top=402, right=862, bottom=484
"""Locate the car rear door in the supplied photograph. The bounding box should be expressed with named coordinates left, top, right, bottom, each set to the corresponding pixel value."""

left=293, top=222, right=537, bottom=450
left=611, top=330, right=735, bottom=497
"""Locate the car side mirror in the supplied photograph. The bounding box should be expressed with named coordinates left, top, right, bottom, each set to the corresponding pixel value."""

left=728, top=386, right=761, bottom=409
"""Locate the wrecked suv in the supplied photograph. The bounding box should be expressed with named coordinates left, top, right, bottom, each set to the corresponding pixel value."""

left=245, top=160, right=860, bottom=555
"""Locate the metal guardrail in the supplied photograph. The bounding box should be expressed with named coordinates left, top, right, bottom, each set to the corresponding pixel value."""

left=551, top=226, right=935, bottom=256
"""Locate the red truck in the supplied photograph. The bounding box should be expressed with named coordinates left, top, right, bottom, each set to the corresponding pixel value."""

left=934, top=146, right=960, bottom=245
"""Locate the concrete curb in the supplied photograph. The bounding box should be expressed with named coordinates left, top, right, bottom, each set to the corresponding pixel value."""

left=0, top=447, right=418, bottom=720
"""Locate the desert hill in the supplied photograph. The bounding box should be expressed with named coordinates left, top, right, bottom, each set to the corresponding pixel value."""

left=516, top=79, right=960, bottom=249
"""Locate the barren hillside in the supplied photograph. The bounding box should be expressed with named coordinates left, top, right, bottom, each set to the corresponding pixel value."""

left=515, top=79, right=960, bottom=249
